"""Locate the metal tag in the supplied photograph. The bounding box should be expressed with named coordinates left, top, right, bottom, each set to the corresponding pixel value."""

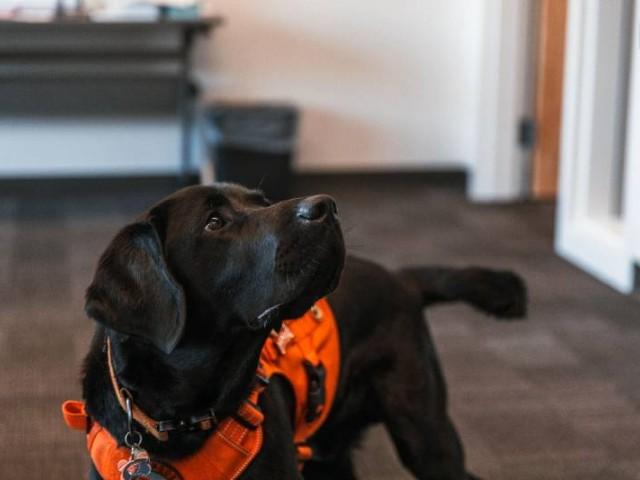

left=118, top=446, right=153, bottom=480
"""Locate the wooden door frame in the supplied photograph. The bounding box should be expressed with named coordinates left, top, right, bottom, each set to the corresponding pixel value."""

left=531, top=0, right=567, bottom=198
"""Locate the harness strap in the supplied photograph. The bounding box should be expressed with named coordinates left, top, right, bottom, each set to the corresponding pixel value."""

left=295, top=444, right=313, bottom=469
left=259, top=298, right=340, bottom=453
left=81, top=381, right=267, bottom=480
left=62, top=400, right=89, bottom=432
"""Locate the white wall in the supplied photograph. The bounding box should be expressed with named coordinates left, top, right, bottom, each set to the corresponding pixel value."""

left=200, top=0, right=483, bottom=172
left=1, top=1, right=485, bottom=176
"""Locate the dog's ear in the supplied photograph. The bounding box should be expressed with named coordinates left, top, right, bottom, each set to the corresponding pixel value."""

left=85, top=221, right=186, bottom=354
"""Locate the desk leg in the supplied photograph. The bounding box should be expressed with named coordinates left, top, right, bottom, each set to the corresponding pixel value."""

left=178, top=30, right=195, bottom=184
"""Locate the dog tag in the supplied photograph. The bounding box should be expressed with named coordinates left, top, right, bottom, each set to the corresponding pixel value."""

left=118, top=446, right=153, bottom=480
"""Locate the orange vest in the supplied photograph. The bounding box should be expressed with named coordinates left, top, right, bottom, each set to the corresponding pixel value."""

left=62, top=298, right=340, bottom=480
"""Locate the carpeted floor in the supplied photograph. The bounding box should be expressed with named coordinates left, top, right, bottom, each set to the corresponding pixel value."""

left=2, top=175, right=640, bottom=480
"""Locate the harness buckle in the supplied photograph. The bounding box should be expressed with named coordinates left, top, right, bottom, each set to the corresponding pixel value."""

left=190, top=408, right=218, bottom=430
left=303, top=361, right=326, bottom=422
left=156, top=419, right=176, bottom=433
left=156, top=407, right=218, bottom=433
left=256, top=373, right=270, bottom=386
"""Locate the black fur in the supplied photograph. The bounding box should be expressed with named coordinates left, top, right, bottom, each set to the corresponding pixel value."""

left=81, top=184, right=526, bottom=479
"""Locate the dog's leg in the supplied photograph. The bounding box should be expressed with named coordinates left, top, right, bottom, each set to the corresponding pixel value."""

left=381, top=409, right=467, bottom=480
left=371, top=321, right=471, bottom=480
left=302, top=454, right=357, bottom=480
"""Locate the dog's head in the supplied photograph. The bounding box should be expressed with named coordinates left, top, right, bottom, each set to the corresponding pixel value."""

left=85, top=184, right=345, bottom=354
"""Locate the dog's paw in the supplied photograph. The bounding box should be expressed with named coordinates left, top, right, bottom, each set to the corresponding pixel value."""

left=463, top=268, right=527, bottom=320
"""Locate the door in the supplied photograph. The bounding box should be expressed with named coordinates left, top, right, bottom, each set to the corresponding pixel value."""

left=625, top=2, right=640, bottom=270
left=556, top=0, right=638, bottom=293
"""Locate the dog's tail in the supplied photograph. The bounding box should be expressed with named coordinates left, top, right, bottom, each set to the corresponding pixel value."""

left=398, top=266, right=527, bottom=320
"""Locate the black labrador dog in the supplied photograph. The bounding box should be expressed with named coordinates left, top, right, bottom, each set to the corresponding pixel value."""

left=81, top=183, right=526, bottom=480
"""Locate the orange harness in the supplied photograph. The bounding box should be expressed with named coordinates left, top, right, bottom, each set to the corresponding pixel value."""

left=62, top=298, right=340, bottom=480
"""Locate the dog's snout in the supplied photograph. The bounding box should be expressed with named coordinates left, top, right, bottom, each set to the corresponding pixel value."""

left=296, top=195, right=337, bottom=222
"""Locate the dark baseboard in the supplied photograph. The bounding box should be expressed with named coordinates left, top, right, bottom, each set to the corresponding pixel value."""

left=633, top=264, right=640, bottom=300
left=294, top=169, right=467, bottom=189
left=0, top=169, right=467, bottom=196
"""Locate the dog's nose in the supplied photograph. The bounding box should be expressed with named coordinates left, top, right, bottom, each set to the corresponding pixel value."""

left=296, top=195, right=337, bottom=222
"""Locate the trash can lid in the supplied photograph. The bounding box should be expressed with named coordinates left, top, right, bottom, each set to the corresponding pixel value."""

left=204, top=103, right=298, bottom=141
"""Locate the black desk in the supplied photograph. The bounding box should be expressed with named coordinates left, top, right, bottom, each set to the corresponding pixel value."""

left=0, top=18, right=223, bottom=180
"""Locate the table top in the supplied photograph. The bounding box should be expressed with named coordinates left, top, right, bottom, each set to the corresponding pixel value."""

left=0, top=16, right=223, bottom=32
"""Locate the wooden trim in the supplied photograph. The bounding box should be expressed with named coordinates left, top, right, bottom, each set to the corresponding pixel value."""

left=532, top=0, right=567, bottom=198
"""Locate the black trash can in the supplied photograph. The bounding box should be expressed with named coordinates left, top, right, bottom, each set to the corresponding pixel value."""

left=203, top=103, right=298, bottom=200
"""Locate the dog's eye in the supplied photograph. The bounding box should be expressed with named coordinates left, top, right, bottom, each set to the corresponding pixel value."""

left=205, top=215, right=226, bottom=231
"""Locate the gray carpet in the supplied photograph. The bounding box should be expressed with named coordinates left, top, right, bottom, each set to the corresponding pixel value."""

left=2, top=176, right=640, bottom=480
